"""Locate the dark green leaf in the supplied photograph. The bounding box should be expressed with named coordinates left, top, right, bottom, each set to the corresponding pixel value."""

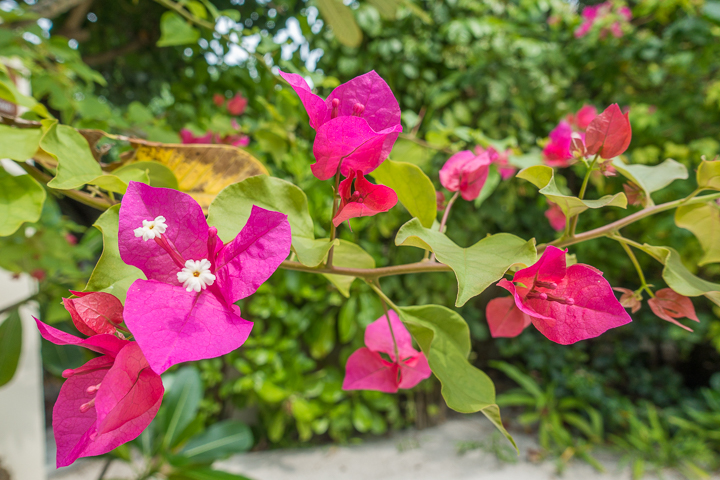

left=0, top=310, right=22, bottom=387
left=157, top=11, right=201, bottom=47
left=179, top=420, right=253, bottom=463
left=158, top=366, right=204, bottom=449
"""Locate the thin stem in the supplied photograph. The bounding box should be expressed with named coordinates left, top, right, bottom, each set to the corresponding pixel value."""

left=280, top=259, right=451, bottom=279
left=546, top=192, right=720, bottom=252
left=379, top=292, right=400, bottom=363
left=326, top=170, right=342, bottom=268
left=367, top=281, right=399, bottom=311
left=568, top=154, right=599, bottom=236
left=96, top=457, right=113, bottom=480
left=616, top=239, right=654, bottom=298
left=430, top=191, right=459, bottom=262
left=20, top=162, right=115, bottom=211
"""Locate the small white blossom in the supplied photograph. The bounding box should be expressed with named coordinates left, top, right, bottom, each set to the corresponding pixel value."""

left=177, top=259, right=216, bottom=293
left=134, top=216, right=167, bottom=241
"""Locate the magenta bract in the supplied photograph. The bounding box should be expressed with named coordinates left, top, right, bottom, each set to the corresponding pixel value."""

left=333, top=170, right=398, bottom=227
left=35, top=319, right=164, bottom=468
left=497, top=245, right=631, bottom=344
left=439, top=149, right=494, bottom=201
left=476, top=146, right=516, bottom=180
left=545, top=202, right=566, bottom=232
left=343, top=310, right=431, bottom=393
left=279, top=70, right=402, bottom=180
left=119, top=182, right=291, bottom=373
left=485, top=296, right=532, bottom=338
left=542, top=121, right=574, bottom=167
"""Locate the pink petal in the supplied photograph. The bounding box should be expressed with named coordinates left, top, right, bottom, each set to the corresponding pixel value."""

left=486, top=296, right=532, bottom=338
left=575, top=105, right=598, bottom=130
left=123, top=280, right=253, bottom=374
left=325, top=70, right=401, bottom=133
left=545, top=202, right=567, bottom=232
left=439, top=150, right=475, bottom=192
left=513, top=245, right=567, bottom=290
left=119, top=182, right=209, bottom=285
left=585, top=104, right=632, bottom=159
left=35, top=318, right=127, bottom=357
left=63, top=292, right=124, bottom=336
left=332, top=171, right=398, bottom=226
left=278, top=71, right=328, bottom=130
left=94, top=343, right=164, bottom=435
left=214, top=206, right=292, bottom=303
left=53, top=366, right=108, bottom=467
left=342, top=347, right=399, bottom=393
left=364, top=310, right=419, bottom=361
left=648, top=288, right=699, bottom=331
left=543, top=121, right=573, bottom=167
left=312, top=117, right=401, bottom=181
left=398, top=354, right=432, bottom=389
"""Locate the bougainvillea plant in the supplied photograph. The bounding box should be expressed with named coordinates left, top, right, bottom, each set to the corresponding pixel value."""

left=1, top=53, right=718, bottom=469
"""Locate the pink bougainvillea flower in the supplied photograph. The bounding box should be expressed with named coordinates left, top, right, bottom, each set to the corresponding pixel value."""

left=585, top=104, right=632, bottom=159
left=332, top=169, right=397, bottom=227
left=497, top=246, right=631, bottom=344
left=623, top=182, right=644, bottom=206
left=227, top=93, right=248, bottom=116
left=180, top=129, right=214, bottom=144
left=279, top=70, right=402, bottom=180
left=486, top=296, right=532, bottom=338
left=63, top=291, right=124, bottom=336
left=648, top=288, right=699, bottom=332
left=213, top=93, right=225, bottom=107
left=545, top=202, right=566, bottom=232
left=439, top=149, right=495, bottom=201
left=35, top=319, right=164, bottom=468
left=542, top=121, right=574, bottom=167
left=343, top=310, right=431, bottom=393
left=613, top=287, right=641, bottom=313
left=619, top=6, right=632, bottom=21
left=476, top=145, right=516, bottom=180
left=119, top=182, right=291, bottom=373
left=436, top=191, right=447, bottom=211
left=574, top=105, right=598, bottom=131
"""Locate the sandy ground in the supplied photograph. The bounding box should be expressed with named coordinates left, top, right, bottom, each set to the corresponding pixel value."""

left=47, top=414, right=712, bottom=480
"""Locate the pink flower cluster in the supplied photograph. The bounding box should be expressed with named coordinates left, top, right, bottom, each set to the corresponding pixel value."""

left=180, top=92, right=250, bottom=147
left=575, top=2, right=632, bottom=39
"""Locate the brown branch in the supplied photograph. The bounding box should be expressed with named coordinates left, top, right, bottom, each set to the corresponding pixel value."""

left=31, top=0, right=88, bottom=19
left=83, top=36, right=151, bottom=66
left=280, top=260, right=452, bottom=279
left=20, top=162, right=115, bottom=211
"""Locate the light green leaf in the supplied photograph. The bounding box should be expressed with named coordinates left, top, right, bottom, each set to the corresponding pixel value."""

left=0, top=310, right=22, bottom=387
left=179, top=420, right=253, bottom=463
left=0, top=169, right=46, bottom=236
left=612, top=158, right=688, bottom=206
left=315, top=0, right=363, bottom=48
left=697, top=160, right=720, bottom=191
left=323, top=240, right=375, bottom=297
left=157, top=11, right=201, bottom=47
left=372, top=158, right=436, bottom=228
left=395, top=218, right=536, bottom=306
left=675, top=203, right=720, bottom=265
left=159, top=366, right=204, bottom=449
left=518, top=165, right=627, bottom=218
left=398, top=305, right=516, bottom=450
left=0, top=125, right=42, bottom=161
left=641, top=244, right=720, bottom=302
left=84, top=205, right=144, bottom=302
left=41, top=120, right=103, bottom=190
left=208, top=175, right=326, bottom=266
left=168, top=468, right=253, bottom=480
left=0, top=66, right=51, bottom=118
left=114, top=161, right=179, bottom=189
left=90, top=167, right=150, bottom=195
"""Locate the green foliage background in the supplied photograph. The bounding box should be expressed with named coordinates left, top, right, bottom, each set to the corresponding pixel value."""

left=2, top=0, right=720, bottom=471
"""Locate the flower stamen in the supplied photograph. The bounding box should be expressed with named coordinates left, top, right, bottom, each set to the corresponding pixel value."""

left=177, top=259, right=216, bottom=292
left=134, top=216, right=167, bottom=241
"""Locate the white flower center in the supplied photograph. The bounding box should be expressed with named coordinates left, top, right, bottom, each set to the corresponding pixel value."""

left=177, top=259, right=216, bottom=293
left=134, top=216, right=168, bottom=241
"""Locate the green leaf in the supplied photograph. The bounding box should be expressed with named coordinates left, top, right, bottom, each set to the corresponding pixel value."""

left=675, top=203, right=720, bottom=265
left=322, top=240, right=375, bottom=297
left=84, top=205, right=144, bottom=302
left=0, top=66, right=51, bottom=118
left=157, top=11, right=201, bottom=47
left=489, top=361, right=543, bottom=399
left=315, top=0, right=363, bottom=48
left=518, top=165, right=627, bottom=218
left=395, top=218, right=536, bottom=306
left=0, top=310, right=22, bottom=387
left=371, top=158, right=437, bottom=228
left=159, top=366, right=204, bottom=449
left=208, top=175, right=327, bottom=266
left=168, top=468, right=253, bottom=480
left=338, top=295, right=358, bottom=343
left=0, top=169, right=46, bottom=236
left=641, top=244, right=720, bottom=303
left=90, top=167, right=150, bottom=195
left=474, top=165, right=501, bottom=208
left=697, top=160, right=720, bottom=191
left=41, top=120, right=103, bottom=190
left=114, top=162, right=178, bottom=189
left=398, top=305, right=516, bottom=450
left=0, top=125, right=42, bottom=161
left=179, top=420, right=253, bottom=463
left=612, top=158, right=688, bottom=207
